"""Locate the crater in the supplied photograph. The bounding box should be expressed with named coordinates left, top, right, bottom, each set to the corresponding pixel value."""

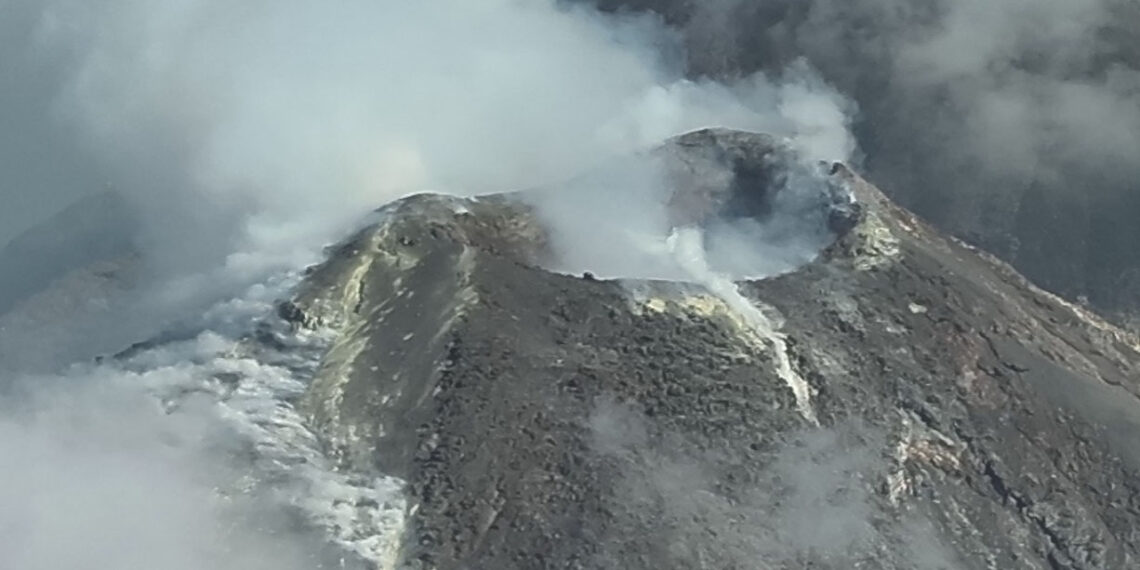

left=522, top=128, right=858, bottom=282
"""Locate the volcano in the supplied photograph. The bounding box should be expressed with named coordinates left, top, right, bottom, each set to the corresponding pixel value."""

left=256, top=129, right=1140, bottom=569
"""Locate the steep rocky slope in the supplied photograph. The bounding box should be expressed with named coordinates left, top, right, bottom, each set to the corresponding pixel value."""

left=278, top=129, right=1140, bottom=569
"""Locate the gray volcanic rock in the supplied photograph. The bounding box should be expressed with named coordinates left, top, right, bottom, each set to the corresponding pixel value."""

left=282, top=129, right=1140, bottom=569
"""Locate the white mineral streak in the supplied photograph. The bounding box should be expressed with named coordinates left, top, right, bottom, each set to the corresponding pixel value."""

left=666, top=226, right=820, bottom=425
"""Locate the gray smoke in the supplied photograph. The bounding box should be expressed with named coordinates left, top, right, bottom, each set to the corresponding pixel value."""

left=0, top=371, right=335, bottom=570
left=0, top=0, right=859, bottom=567
left=0, top=0, right=857, bottom=365
left=2, top=0, right=852, bottom=276
left=593, top=0, right=1140, bottom=311
left=0, top=1, right=105, bottom=247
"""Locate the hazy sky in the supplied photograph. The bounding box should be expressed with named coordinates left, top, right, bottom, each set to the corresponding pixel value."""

left=0, top=2, right=103, bottom=246
left=0, top=0, right=854, bottom=269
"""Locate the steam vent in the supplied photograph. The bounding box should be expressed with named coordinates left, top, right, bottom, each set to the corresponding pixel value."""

left=264, top=129, right=1140, bottom=569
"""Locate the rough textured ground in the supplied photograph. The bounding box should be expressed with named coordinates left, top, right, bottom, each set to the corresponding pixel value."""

left=283, top=129, right=1140, bottom=569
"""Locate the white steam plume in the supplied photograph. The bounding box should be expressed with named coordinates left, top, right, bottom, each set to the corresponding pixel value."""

left=648, top=0, right=1140, bottom=307
left=18, top=0, right=853, bottom=279
left=0, top=0, right=858, bottom=567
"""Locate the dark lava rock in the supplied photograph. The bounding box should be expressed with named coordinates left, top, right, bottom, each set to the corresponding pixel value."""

left=286, top=129, right=1140, bottom=569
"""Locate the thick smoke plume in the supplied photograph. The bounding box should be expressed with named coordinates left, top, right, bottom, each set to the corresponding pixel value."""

left=0, top=0, right=856, bottom=367
left=3, top=0, right=852, bottom=276
left=0, top=0, right=856, bottom=567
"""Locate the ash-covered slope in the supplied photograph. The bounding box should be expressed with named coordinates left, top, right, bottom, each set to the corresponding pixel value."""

left=283, top=129, right=1140, bottom=569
